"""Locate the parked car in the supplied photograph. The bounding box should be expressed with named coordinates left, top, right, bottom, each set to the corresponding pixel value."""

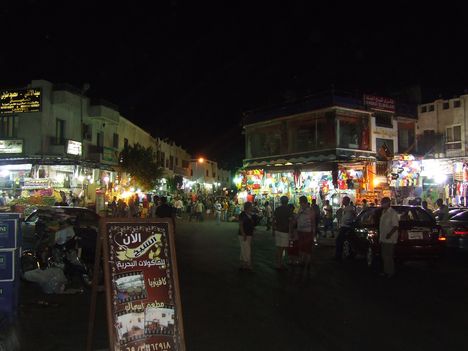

left=22, top=206, right=100, bottom=252
left=445, top=210, right=468, bottom=252
left=341, top=205, right=445, bottom=267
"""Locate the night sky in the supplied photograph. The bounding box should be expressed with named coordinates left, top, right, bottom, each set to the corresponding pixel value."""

left=1, top=1, right=468, bottom=169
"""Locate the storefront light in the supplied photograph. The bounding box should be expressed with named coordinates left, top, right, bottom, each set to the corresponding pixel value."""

left=435, top=173, right=447, bottom=184
left=0, top=169, right=9, bottom=177
left=373, top=178, right=380, bottom=187
left=103, top=176, right=110, bottom=183
left=78, top=175, right=85, bottom=182
left=130, top=187, right=135, bottom=192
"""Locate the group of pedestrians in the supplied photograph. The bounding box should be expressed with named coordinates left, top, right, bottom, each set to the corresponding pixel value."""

left=238, top=195, right=318, bottom=280
left=237, top=194, right=407, bottom=281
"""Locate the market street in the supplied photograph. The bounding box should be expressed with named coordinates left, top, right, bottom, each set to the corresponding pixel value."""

left=17, top=218, right=468, bottom=350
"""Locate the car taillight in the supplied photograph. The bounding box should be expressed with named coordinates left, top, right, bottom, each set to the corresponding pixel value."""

left=453, top=229, right=468, bottom=235
left=438, top=236, right=446, bottom=241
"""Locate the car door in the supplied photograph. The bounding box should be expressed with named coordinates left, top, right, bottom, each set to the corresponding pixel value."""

left=352, top=208, right=378, bottom=254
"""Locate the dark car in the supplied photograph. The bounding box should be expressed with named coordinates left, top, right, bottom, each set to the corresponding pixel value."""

left=341, top=205, right=445, bottom=267
left=22, top=206, right=100, bottom=254
left=445, top=210, right=468, bottom=252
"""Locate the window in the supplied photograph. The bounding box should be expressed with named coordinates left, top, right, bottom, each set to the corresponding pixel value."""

left=375, top=113, right=393, bottom=128
left=182, top=160, right=189, bottom=168
left=213, top=172, right=216, bottom=178
left=113, top=133, right=119, bottom=148
left=206, top=170, right=209, bottom=177
left=166, top=159, right=169, bottom=168
left=97, top=132, right=104, bottom=148
left=169, top=156, right=174, bottom=170
left=190, top=169, right=193, bottom=176
left=82, top=124, right=92, bottom=141
left=124, top=138, right=129, bottom=148
left=420, top=106, right=427, bottom=113
left=454, top=100, right=461, bottom=108
left=0, top=116, right=16, bottom=138
left=175, top=157, right=178, bottom=166
left=443, top=102, right=449, bottom=110
left=446, top=125, right=462, bottom=150
left=55, top=118, right=65, bottom=144
left=398, top=122, right=415, bottom=152
left=428, top=104, right=434, bottom=112
left=338, top=116, right=369, bottom=150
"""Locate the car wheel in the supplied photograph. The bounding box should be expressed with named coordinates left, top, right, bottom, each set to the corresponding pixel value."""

left=342, top=240, right=354, bottom=260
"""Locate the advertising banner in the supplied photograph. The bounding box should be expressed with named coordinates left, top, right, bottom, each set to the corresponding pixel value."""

left=101, top=219, right=185, bottom=351
left=0, top=89, right=41, bottom=114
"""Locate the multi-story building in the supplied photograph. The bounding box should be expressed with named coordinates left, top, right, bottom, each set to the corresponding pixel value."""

left=188, top=158, right=231, bottom=194
left=0, top=80, right=194, bottom=209
left=239, top=91, right=416, bottom=206
left=413, top=95, right=468, bottom=206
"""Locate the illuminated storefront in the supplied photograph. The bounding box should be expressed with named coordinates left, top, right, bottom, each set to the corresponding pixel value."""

left=235, top=162, right=373, bottom=208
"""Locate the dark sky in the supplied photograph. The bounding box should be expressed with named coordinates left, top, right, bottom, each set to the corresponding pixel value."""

left=1, top=1, right=468, bottom=169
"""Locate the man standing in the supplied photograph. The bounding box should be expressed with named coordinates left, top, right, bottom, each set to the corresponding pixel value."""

left=174, top=197, right=183, bottom=219
left=156, top=196, right=176, bottom=230
left=434, top=198, right=449, bottom=223
left=264, top=201, right=273, bottom=231
left=322, top=200, right=334, bottom=238
left=293, top=196, right=316, bottom=280
left=214, top=200, right=222, bottom=225
left=335, top=196, right=356, bottom=261
left=239, top=202, right=255, bottom=271
left=311, top=199, right=321, bottom=239
left=379, top=197, right=399, bottom=278
left=272, top=196, right=293, bottom=270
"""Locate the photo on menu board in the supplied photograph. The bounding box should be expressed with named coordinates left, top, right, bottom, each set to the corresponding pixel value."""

left=101, top=219, right=185, bottom=351
left=115, top=272, right=148, bottom=303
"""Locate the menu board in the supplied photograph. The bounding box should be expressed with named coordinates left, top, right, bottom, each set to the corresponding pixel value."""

left=101, top=218, right=185, bottom=351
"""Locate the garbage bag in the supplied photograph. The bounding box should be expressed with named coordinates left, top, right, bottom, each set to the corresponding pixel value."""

left=23, top=268, right=67, bottom=294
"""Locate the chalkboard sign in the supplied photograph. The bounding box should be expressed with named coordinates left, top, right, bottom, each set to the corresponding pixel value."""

left=100, top=218, right=185, bottom=351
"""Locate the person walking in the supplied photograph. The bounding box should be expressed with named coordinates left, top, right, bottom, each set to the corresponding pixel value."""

left=272, top=196, right=293, bottom=270
left=379, top=197, right=399, bottom=278
left=196, top=200, right=204, bottom=222
left=292, top=196, right=316, bottom=280
left=238, top=202, right=255, bottom=271
left=264, top=201, right=273, bottom=231
left=322, top=199, right=334, bottom=238
left=334, top=196, right=356, bottom=261
left=214, top=200, right=222, bottom=225
left=311, top=199, right=321, bottom=239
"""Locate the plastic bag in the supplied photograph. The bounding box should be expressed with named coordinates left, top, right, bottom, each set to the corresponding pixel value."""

left=23, top=267, right=67, bottom=294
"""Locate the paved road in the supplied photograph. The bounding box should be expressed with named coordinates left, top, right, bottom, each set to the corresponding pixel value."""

left=16, top=218, right=468, bottom=350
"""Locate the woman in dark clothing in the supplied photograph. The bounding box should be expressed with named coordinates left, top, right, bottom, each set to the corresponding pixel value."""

left=239, top=202, right=255, bottom=271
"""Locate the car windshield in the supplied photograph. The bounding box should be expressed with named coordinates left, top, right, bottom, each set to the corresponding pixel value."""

left=358, top=206, right=434, bottom=227
left=451, top=210, right=468, bottom=221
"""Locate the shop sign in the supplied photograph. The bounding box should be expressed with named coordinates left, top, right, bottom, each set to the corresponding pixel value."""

left=22, top=178, right=50, bottom=189
left=364, top=94, right=395, bottom=113
left=66, top=140, right=82, bottom=156
left=0, top=88, right=41, bottom=114
left=100, top=219, right=185, bottom=350
left=102, top=147, right=119, bottom=164
left=0, top=139, right=23, bottom=154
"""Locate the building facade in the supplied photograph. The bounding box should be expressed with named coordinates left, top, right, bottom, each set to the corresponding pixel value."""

left=239, top=91, right=417, bottom=207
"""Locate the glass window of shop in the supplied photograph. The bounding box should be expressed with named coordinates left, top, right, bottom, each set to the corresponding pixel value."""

left=398, top=122, right=415, bottom=153
left=292, top=116, right=335, bottom=152
left=337, top=115, right=370, bottom=150
left=446, top=125, right=462, bottom=150
left=0, top=116, right=17, bottom=138
left=248, top=125, right=284, bottom=158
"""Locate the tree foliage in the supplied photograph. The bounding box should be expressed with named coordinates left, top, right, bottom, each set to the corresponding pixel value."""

left=119, top=143, right=163, bottom=191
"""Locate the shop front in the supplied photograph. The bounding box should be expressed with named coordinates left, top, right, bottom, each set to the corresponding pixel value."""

left=420, top=159, right=468, bottom=208
left=389, top=155, right=422, bottom=204
left=235, top=161, right=373, bottom=208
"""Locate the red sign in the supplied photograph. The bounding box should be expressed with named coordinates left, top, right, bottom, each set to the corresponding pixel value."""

left=363, top=94, right=395, bottom=112
left=101, top=219, right=185, bottom=351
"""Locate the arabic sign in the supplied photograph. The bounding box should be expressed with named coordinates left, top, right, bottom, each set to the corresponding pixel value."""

left=363, top=94, right=395, bottom=112
left=0, top=139, right=23, bottom=154
left=101, top=219, right=185, bottom=351
left=102, top=146, right=119, bottom=164
left=0, top=89, right=41, bottom=114
left=66, top=140, right=82, bottom=156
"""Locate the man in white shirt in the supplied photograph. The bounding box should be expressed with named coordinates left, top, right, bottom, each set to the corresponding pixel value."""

left=379, top=197, right=399, bottom=278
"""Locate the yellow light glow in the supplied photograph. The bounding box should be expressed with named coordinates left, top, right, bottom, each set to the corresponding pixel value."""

left=198, top=157, right=204, bottom=163
left=373, top=179, right=380, bottom=187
